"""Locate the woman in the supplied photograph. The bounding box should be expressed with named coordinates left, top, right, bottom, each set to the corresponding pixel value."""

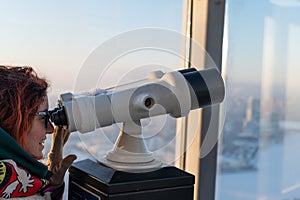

left=0, top=66, right=76, bottom=199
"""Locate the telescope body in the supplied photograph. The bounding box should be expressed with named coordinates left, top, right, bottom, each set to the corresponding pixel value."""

left=50, top=68, right=225, bottom=171
left=53, top=68, right=225, bottom=134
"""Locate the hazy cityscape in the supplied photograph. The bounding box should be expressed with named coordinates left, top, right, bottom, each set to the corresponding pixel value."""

left=215, top=80, right=300, bottom=200
left=219, top=82, right=286, bottom=173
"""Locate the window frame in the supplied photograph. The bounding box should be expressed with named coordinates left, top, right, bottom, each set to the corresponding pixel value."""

left=176, top=0, right=226, bottom=199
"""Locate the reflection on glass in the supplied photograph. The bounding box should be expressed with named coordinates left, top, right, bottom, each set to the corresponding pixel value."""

left=216, top=0, right=300, bottom=199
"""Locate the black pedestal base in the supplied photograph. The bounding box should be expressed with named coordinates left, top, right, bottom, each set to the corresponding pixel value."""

left=68, top=159, right=195, bottom=200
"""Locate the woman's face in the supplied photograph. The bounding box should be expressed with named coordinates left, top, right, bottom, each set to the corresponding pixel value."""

left=26, top=96, right=54, bottom=159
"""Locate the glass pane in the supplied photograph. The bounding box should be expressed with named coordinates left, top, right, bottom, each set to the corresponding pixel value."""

left=216, top=0, right=300, bottom=199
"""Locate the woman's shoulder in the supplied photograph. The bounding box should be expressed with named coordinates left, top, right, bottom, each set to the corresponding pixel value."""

left=0, top=159, right=48, bottom=199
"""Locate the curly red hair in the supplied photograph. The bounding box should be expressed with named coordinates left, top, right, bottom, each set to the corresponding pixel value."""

left=0, top=66, right=49, bottom=150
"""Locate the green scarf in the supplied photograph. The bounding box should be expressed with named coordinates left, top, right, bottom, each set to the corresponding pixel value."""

left=0, top=127, right=53, bottom=180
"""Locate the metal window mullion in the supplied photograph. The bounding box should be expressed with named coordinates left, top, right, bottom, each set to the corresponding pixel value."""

left=182, top=0, right=226, bottom=200
left=197, top=1, right=226, bottom=200
left=175, top=1, right=225, bottom=200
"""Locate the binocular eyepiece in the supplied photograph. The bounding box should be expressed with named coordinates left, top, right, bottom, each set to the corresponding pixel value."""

left=49, top=106, right=68, bottom=127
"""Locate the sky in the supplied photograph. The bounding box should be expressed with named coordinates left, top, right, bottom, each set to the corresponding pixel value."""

left=0, top=0, right=184, bottom=107
left=1, top=0, right=300, bottom=104
left=226, top=0, right=300, bottom=84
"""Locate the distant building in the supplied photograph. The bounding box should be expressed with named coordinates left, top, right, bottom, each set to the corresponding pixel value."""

left=244, top=97, right=260, bottom=127
left=242, top=97, right=260, bottom=138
